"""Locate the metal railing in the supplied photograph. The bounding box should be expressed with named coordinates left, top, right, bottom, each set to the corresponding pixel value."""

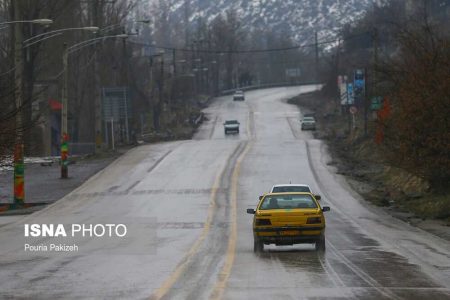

left=219, top=81, right=322, bottom=95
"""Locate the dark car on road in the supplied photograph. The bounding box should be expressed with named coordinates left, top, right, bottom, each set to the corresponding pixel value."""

left=224, top=120, right=240, bottom=134
left=233, top=90, right=245, bottom=101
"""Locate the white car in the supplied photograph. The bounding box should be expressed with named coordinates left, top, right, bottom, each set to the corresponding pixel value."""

left=270, top=184, right=321, bottom=200
left=301, top=116, right=316, bottom=130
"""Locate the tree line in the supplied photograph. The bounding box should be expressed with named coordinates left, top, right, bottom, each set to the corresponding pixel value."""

left=321, top=0, right=449, bottom=190
left=0, top=0, right=315, bottom=163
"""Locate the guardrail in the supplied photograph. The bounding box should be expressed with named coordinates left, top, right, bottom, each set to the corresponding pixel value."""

left=219, top=81, right=322, bottom=95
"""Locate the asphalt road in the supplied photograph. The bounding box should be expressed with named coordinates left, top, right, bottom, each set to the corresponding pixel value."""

left=0, top=86, right=449, bottom=299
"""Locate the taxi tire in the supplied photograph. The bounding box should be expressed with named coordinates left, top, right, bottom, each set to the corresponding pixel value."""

left=254, top=239, right=263, bottom=253
left=315, top=235, right=326, bottom=252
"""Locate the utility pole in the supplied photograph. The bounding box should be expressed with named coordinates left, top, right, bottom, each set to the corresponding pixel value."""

left=91, top=1, right=103, bottom=153
left=171, top=49, right=176, bottom=121
left=151, top=53, right=164, bottom=131
left=336, top=38, right=341, bottom=107
left=207, top=39, right=211, bottom=94
left=160, top=52, right=164, bottom=99
left=61, top=43, right=69, bottom=178
left=94, top=48, right=102, bottom=151
left=364, top=28, right=378, bottom=136
left=13, top=0, right=24, bottom=205
left=363, top=67, right=368, bottom=136
left=314, top=31, right=319, bottom=82
left=149, top=54, right=154, bottom=107
left=122, top=29, right=129, bottom=143
left=172, top=49, right=176, bottom=77
left=372, top=27, right=378, bottom=104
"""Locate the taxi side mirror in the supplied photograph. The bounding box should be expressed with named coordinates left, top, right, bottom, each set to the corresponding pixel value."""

left=322, top=206, right=330, bottom=212
left=315, top=194, right=321, bottom=200
left=247, top=208, right=255, bottom=214
left=259, top=195, right=263, bottom=200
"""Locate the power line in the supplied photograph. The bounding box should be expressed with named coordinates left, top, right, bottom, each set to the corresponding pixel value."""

left=129, top=31, right=370, bottom=54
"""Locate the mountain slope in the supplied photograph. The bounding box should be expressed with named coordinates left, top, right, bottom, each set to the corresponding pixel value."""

left=138, top=0, right=375, bottom=44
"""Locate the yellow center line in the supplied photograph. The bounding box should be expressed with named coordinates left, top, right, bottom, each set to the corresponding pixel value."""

left=149, top=162, right=226, bottom=300
left=210, top=112, right=253, bottom=300
left=151, top=110, right=254, bottom=300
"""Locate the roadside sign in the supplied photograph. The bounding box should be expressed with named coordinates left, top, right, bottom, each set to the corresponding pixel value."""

left=102, top=87, right=131, bottom=144
left=338, top=75, right=348, bottom=105
left=354, top=69, right=365, bottom=89
left=102, top=87, right=131, bottom=121
left=349, top=106, right=358, bottom=114
left=354, top=69, right=365, bottom=108
left=371, top=96, right=382, bottom=110
left=347, top=83, right=354, bottom=105
left=340, top=91, right=348, bottom=105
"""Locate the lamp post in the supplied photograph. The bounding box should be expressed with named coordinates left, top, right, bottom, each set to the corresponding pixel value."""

left=9, top=25, right=97, bottom=202
left=60, top=34, right=128, bottom=178
left=6, top=15, right=53, bottom=206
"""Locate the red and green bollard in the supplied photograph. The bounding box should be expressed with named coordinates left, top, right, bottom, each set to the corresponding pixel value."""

left=61, top=133, right=69, bottom=178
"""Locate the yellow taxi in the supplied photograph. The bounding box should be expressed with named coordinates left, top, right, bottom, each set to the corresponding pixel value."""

left=246, top=192, right=330, bottom=252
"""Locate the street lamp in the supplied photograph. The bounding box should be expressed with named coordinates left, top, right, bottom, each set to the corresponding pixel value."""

left=60, top=34, right=128, bottom=178
left=0, top=18, right=53, bottom=26
left=23, top=26, right=99, bottom=47
left=10, top=17, right=53, bottom=206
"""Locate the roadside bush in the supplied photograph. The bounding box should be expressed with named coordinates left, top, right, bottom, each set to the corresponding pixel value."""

left=380, top=22, right=450, bottom=191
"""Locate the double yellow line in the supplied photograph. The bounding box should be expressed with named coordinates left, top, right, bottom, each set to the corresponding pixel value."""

left=210, top=140, right=252, bottom=299
left=210, top=110, right=254, bottom=299
left=149, top=163, right=225, bottom=300
left=150, top=112, right=253, bottom=300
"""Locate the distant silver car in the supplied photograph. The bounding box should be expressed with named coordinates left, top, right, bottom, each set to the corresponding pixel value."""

left=301, top=116, right=316, bottom=130
left=224, top=120, right=240, bottom=134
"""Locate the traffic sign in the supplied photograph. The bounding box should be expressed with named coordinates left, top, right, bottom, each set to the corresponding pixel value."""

left=347, top=83, right=354, bottom=105
left=371, top=96, right=382, bottom=110
left=349, top=106, right=358, bottom=114
left=354, top=69, right=365, bottom=89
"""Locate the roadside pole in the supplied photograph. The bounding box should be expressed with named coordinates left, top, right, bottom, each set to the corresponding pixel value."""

left=13, top=0, right=24, bottom=205
left=350, top=106, right=357, bottom=140
left=61, top=44, right=69, bottom=178
left=364, top=67, right=368, bottom=136
left=111, top=117, right=115, bottom=151
left=314, top=31, right=319, bottom=81
left=365, top=28, right=378, bottom=136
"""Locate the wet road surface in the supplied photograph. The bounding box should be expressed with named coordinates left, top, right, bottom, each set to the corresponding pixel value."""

left=0, top=86, right=449, bottom=299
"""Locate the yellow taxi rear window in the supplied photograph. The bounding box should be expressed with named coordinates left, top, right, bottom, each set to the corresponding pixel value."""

left=260, top=195, right=317, bottom=210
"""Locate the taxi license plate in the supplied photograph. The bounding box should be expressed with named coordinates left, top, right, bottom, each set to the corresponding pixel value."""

left=279, top=230, right=300, bottom=236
